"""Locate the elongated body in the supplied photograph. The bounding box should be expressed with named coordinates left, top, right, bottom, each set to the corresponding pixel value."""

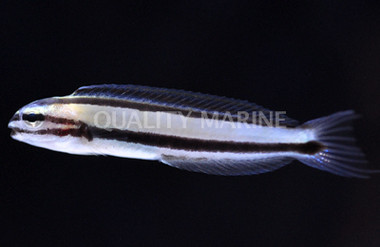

left=8, top=84, right=374, bottom=177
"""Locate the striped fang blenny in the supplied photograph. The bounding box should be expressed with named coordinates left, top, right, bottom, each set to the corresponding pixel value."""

left=8, top=84, right=377, bottom=178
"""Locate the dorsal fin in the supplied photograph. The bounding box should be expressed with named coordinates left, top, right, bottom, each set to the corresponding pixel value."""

left=72, top=84, right=299, bottom=126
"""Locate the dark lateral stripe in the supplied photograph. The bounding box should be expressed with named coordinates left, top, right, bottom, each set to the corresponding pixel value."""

left=44, top=115, right=78, bottom=125
left=89, top=127, right=324, bottom=154
left=12, top=123, right=324, bottom=154
left=38, top=97, right=295, bottom=127
left=9, top=113, right=78, bottom=125
left=12, top=124, right=93, bottom=141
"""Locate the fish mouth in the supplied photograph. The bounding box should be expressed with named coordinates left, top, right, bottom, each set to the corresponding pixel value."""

left=10, top=129, right=16, bottom=137
left=8, top=112, right=21, bottom=137
left=8, top=112, right=19, bottom=127
left=8, top=116, right=20, bottom=137
left=9, top=127, right=24, bottom=141
left=8, top=119, right=16, bottom=137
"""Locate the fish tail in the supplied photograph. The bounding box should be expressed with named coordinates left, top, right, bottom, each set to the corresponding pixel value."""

left=297, top=110, right=378, bottom=178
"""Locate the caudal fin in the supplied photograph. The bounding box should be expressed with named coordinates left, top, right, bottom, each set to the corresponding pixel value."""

left=298, top=110, right=378, bottom=178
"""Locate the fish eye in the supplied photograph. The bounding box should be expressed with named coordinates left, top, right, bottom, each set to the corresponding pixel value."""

left=22, top=113, right=45, bottom=122
left=22, top=113, right=45, bottom=128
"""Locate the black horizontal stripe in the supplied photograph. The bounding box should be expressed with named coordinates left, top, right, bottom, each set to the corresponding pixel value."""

left=9, top=113, right=78, bottom=125
left=89, top=127, right=324, bottom=154
left=11, top=122, right=324, bottom=154
left=36, top=97, right=296, bottom=127
left=11, top=123, right=93, bottom=141
left=44, top=115, right=78, bottom=125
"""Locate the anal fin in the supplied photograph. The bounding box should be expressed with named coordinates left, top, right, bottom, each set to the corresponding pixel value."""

left=160, top=155, right=293, bottom=176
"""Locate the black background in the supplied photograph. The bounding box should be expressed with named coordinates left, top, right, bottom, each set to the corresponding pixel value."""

left=1, top=1, right=379, bottom=246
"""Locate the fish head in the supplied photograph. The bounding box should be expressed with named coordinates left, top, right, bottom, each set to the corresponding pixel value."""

left=8, top=97, right=85, bottom=153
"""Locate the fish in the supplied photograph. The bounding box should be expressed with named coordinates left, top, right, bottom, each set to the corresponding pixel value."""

left=8, top=84, right=376, bottom=178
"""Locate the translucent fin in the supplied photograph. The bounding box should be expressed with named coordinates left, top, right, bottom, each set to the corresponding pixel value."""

left=298, top=110, right=379, bottom=178
left=72, top=84, right=299, bottom=126
left=160, top=155, right=293, bottom=176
